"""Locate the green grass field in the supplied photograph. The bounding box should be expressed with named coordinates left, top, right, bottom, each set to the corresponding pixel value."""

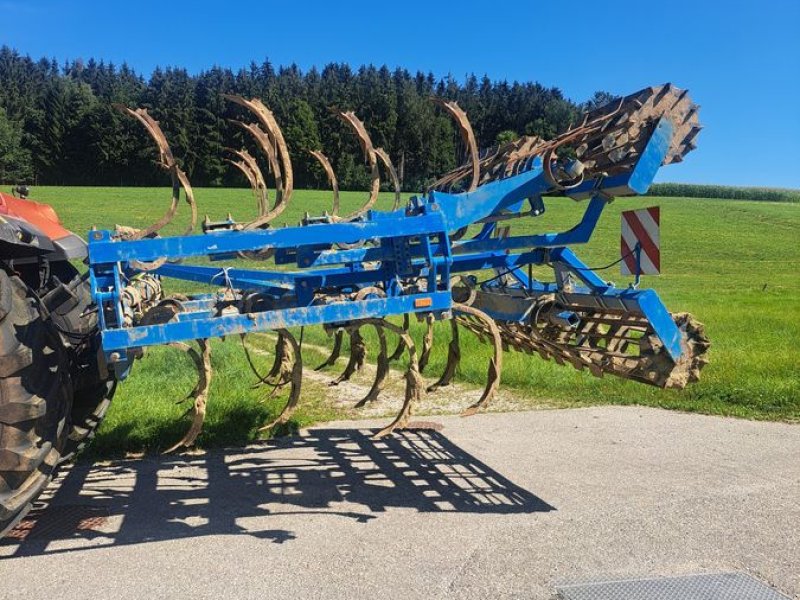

left=27, top=186, right=800, bottom=455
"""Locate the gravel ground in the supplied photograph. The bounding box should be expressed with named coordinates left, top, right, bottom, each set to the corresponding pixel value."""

left=1, top=406, right=798, bottom=599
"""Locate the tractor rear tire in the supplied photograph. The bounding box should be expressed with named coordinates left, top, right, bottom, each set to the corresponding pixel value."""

left=0, top=270, right=73, bottom=537
left=44, top=262, right=116, bottom=464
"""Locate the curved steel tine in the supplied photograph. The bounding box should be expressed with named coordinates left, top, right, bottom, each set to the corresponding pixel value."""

left=308, top=149, right=340, bottom=217
left=239, top=333, right=282, bottom=388
left=418, top=313, right=435, bottom=374
left=230, top=120, right=284, bottom=209
left=315, top=328, right=344, bottom=371
left=427, top=318, right=460, bottom=392
left=354, top=323, right=389, bottom=408
left=266, top=332, right=287, bottom=379
left=364, top=319, right=423, bottom=439
left=225, top=148, right=268, bottom=216
left=430, top=98, right=480, bottom=192
left=164, top=339, right=212, bottom=453
left=113, top=104, right=197, bottom=238
left=259, top=329, right=303, bottom=431
left=236, top=149, right=268, bottom=215
left=331, top=327, right=366, bottom=385
left=374, top=147, right=401, bottom=211
left=336, top=110, right=380, bottom=219
left=223, top=96, right=293, bottom=228
left=225, top=157, right=260, bottom=211
left=226, top=148, right=269, bottom=217
left=266, top=332, right=294, bottom=386
left=454, top=304, right=503, bottom=416
left=388, top=313, right=410, bottom=362
left=116, top=104, right=182, bottom=236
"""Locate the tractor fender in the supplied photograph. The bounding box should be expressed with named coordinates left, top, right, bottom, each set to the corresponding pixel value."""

left=0, top=193, right=87, bottom=260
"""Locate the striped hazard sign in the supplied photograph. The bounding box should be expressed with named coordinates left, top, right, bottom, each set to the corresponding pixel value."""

left=621, top=206, right=660, bottom=275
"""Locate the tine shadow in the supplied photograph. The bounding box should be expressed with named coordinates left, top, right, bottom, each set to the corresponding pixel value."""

left=2, top=427, right=554, bottom=558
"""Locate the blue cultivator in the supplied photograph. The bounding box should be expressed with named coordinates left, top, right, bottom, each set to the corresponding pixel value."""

left=89, top=84, right=710, bottom=450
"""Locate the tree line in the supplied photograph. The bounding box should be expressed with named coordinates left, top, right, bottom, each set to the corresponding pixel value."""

left=0, top=45, right=614, bottom=191
left=647, top=183, right=799, bottom=203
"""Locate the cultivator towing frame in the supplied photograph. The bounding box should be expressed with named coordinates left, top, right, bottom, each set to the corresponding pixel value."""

left=86, top=83, right=709, bottom=450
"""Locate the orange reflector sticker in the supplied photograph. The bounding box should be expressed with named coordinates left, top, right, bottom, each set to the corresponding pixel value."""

left=414, top=297, right=433, bottom=308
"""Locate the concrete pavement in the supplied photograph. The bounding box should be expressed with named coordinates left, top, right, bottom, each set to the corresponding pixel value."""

left=1, top=406, right=798, bottom=599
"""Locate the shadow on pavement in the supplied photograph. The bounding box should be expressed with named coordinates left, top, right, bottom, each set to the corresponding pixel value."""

left=1, top=427, right=553, bottom=558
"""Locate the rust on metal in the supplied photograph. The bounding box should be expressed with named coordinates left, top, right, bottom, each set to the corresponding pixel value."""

left=225, top=148, right=268, bottom=216
left=164, top=338, right=212, bottom=453
left=427, top=319, right=461, bottom=392
left=431, top=98, right=480, bottom=192
left=223, top=95, right=294, bottom=228
left=367, top=318, right=424, bottom=439
left=113, top=105, right=197, bottom=239
left=309, top=149, right=341, bottom=216
left=452, top=303, right=503, bottom=416
left=374, top=147, right=402, bottom=211
left=259, top=328, right=303, bottom=431
left=353, top=323, right=389, bottom=408
left=429, top=84, right=701, bottom=194
left=418, top=313, right=435, bottom=373
left=331, top=328, right=366, bottom=385
left=453, top=288, right=710, bottom=390
left=336, top=110, right=380, bottom=219
left=315, top=328, right=344, bottom=371
left=231, top=120, right=284, bottom=212
left=388, top=313, right=410, bottom=362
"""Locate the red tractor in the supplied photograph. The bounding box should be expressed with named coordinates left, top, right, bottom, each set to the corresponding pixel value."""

left=0, top=189, right=114, bottom=535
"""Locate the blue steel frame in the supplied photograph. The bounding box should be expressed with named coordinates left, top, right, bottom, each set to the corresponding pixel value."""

left=88, top=117, right=682, bottom=377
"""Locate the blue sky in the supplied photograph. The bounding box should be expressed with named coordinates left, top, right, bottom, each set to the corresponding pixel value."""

left=1, top=0, right=798, bottom=187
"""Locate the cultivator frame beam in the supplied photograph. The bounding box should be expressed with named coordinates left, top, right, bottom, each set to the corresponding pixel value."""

left=85, top=83, right=708, bottom=447
left=89, top=116, right=675, bottom=365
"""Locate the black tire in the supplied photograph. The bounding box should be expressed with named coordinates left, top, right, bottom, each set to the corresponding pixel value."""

left=0, top=270, right=73, bottom=536
left=60, top=378, right=116, bottom=464
left=42, top=262, right=116, bottom=464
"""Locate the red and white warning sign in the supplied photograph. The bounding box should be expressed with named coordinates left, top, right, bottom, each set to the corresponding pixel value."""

left=621, top=206, right=660, bottom=275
